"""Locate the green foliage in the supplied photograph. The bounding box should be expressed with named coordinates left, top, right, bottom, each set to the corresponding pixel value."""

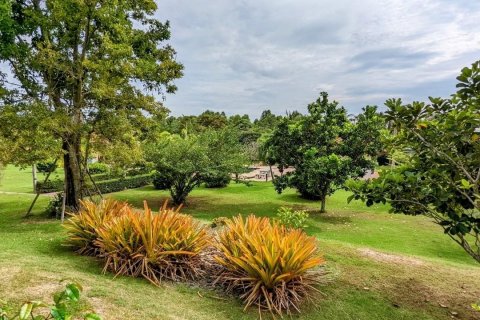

left=0, top=282, right=101, bottom=320
left=37, top=162, right=58, bottom=174
left=94, top=175, right=153, bottom=194
left=267, top=93, right=383, bottom=212
left=347, top=60, right=480, bottom=263
left=36, top=175, right=153, bottom=194
left=64, top=199, right=130, bottom=256
left=275, top=206, right=309, bottom=229
left=37, top=179, right=64, bottom=193
left=45, top=193, right=64, bottom=218
left=147, top=129, right=247, bottom=204
left=87, top=163, right=109, bottom=175
left=95, top=202, right=211, bottom=285
left=0, top=0, right=183, bottom=208
left=214, top=215, right=325, bottom=316
left=152, top=171, right=172, bottom=190
left=203, top=172, right=231, bottom=188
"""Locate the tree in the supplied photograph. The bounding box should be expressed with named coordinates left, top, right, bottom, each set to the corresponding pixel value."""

left=267, top=92, right=383, bottom=212
left=197, top=110, right=228, bottom=130
left=347, top=61, right=480, bottom=263
left=0, top=0, right=183, bottom=209
left=202, top=129, right=248, bottom=187
left=253, top=109, right=281, bottom=131
left=147, top=129, right=248, bottom=204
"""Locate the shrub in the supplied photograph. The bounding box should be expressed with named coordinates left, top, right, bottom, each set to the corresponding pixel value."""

left=95, top=201, right=211, bottom=285
left=36, top=179, right=63, bottom=193
left=88, top=162, right=109, bottom=174
left=275, top=206, right=309, bottom=230
left=203, top=172, right=231, bottom=188
left=94, top=174, right=152, bottom=193
left=214, top=215, right=325, bottom=316
left=36, top=174, right=153, bottom=194
left=0, top=282, right=101, bottom=320
left=152, top=171, right=172, bottom=190
left=45, top=193, right=64, bottom=218
left=64, top=199, right=130, bottom=256
left=37, top=161, right=57, bottom=173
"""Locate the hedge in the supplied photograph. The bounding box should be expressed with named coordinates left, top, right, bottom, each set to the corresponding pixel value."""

left=36, top=174, right=153, bottom=194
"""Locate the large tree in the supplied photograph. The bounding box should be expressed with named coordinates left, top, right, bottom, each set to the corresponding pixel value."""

left=0, top=0, right=183, bottom=209
left=347, top=61, right=480, bottom=263
left=267, top=93, right=383, bottom=212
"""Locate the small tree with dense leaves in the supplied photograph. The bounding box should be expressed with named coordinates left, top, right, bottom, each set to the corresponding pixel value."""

left=147, top=129, right=247, bottom=204
left=347, top=61, right=480, bottom=263
left=267, top=92, right=383, bottom=212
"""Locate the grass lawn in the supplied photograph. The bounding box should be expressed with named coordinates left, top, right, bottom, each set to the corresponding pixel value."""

left=1, top=168, right=479, bottom=319
left=0, top=165, right=64, bottom=193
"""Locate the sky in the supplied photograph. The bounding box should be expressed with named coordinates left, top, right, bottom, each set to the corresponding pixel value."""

left=154, top=0, right=480, bottom=118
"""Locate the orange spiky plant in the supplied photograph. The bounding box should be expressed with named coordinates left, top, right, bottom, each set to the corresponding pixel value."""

left=213, top=215, right=325, bottom=316
left=64, top=198, right=130, bottom=256
left=95, top=201, right=211, bottom=285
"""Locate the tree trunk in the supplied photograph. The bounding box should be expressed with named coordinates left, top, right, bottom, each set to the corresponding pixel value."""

left=62, top=138, right=83, bottom=210
left=320, top=197, right=326, bottom=213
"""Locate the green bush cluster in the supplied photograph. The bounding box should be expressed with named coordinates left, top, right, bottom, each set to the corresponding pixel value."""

left=203, top=172, right=231, bottom=188
left=88, top=162, right=110, bottom=174
left=37, top=175, right=153, bottom=194
left=275, top=206, right=310, bottom=229
left=36, top=161, right=58, bottom=173
left=94, top=175, right=152, bottom=194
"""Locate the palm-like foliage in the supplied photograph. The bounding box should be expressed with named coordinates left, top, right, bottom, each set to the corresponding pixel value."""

left=214, top=215, right=325, bottom=316
left=64, top=199, right=130, bottom=256
left=95, top=201, right=211, bottom=285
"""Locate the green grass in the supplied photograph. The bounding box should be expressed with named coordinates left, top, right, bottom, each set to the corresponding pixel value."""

left=0, top=165, right=64, bottom=193
left=1, top=167, right=480, bottom=319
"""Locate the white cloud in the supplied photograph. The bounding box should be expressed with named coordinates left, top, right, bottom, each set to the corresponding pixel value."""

left=154, top=0, right=480, bottom=117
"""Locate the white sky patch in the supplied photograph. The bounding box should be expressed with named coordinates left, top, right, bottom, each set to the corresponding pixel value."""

left=154, top=0, right=480, bottom=117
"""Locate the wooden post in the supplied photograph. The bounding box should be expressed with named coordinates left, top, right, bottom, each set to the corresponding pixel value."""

left=60, top=190, right=66, bottom=223
left=32, top=163, right=37, bottom=193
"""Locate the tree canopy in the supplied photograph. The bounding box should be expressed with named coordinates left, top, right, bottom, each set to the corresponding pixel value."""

left=266, top=92, right=383, bottom=212
left=347, top=60, right=480, bottom=262
left=0, top=0, right=183, bottom=209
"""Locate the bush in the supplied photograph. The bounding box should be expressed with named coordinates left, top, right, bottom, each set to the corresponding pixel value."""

left=152, top=171, right=172, bottom=190
left=203, top=172, right=231, bottom=188
left=0, top=282, right=101, bottom=320
left=36, top=179, right=63, bottom=193
left=275, top=207, right=309, bottom=229
left=88, top=162, right=110, bottom=174
left=37, top=161, right=57, bottom=173
left=45, top=193, right=64, bottom=218
left=94, top=174, right=152, bottom=193
left=64, top=199, right=130, bottom=256
left=95, top=201, right=211, bottom=285
left=214, top=215, right=325, bottom=316
left=36, top=174, right=153, bottom=194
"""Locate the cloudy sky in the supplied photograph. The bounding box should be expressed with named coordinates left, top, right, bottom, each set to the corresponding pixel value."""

left=155, top=0, right=480, bottom=118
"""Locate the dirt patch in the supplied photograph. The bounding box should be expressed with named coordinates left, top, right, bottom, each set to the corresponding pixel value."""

left=358, top=248, right=425, bottom=266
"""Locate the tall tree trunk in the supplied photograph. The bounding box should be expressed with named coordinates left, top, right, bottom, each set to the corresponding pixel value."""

left=320, top=197, right=326, bottom=213
left=62, top=137, right=83, bottom=210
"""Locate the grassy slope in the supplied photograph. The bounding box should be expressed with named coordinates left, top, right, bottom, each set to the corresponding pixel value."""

left=0, top=171, right=479, bottom=319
